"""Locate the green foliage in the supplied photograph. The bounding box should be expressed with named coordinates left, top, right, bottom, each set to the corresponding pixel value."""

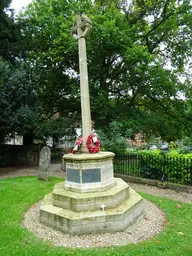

left=139, top=150, right=163, bottom=180
left=115, top=149, right=192, bottom=185
left=0, top=0, right=21, bottom=62
left=0, top=0, right=191, bottom=143
left=139, top=149, right=192, bottom=185
left=36, top=116, right=77, bottom=139
left=0, top=0, right=12, bottom=10
left=0, top=60, right=77, bottom=142
left=169, top=141, right=175, bottom=150
left=0, top=60, right=43, bottom=142
left=16, top=0, right=192, bottom=142
left=0, top=176, right=192, bottom=255
left=97, top=121, right=127, bottom=155
left=182, top=136, right=192, bottom=150
left=0, top=146, right=12, bottom=167
left=165, top=150, right=192, bottom=184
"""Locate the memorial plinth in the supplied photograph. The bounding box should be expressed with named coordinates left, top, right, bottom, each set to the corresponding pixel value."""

left=40, top=152, right=144, bottom=235
left=64, top=152, right=116, bottom=192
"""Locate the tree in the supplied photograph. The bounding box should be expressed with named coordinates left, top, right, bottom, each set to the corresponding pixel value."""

left=17, top=0, right=192, bottom=141
left=0, top=1, right=78, bottom=143
left=0, top=60, right=41, bottom=142
left=0, top=1, right=33, bottom=142
left=0, top=59, right=78, bottom=143
left=0, top=0, right=21, bottom=62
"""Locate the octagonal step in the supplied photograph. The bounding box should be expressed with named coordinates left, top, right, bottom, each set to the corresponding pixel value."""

left=52, top=178, right=130, bottom=212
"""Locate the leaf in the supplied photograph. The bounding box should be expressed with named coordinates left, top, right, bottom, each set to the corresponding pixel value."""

left=177, top=204, right=182, bottom=208
left=164, top=219, right=169, bottom=223
left=177, top=232, right=184, bottom=235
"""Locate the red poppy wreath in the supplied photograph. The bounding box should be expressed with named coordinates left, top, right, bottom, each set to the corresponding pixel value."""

left=86, top=134, right=100, bottom=153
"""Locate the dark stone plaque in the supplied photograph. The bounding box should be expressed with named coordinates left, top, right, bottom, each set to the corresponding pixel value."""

left=67, top=168, right=80, bottom=183
left=82, top=168, right=101, bottom=183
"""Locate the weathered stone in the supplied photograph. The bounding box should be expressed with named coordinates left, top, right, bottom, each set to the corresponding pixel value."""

left=40, top=184, right=144, bottom=235
left=52, top=178, right=130, bottom=212
left=64, top=152, right=116, bottom=193
left=38, top=146, right=51, bottom=181
left=72, top=15, right=92, bottom=153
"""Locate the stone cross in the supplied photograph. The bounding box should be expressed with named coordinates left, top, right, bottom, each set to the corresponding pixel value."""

left=71, top=15, right=92, bottom=153
left=38, top=146, right=51, bottom=181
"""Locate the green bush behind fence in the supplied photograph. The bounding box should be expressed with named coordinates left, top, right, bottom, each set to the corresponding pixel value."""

left=114, top=150, right=192, bottom=185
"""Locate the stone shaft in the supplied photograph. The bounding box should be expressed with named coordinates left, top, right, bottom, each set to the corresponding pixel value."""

left=77, top=15, right=92, bottom=152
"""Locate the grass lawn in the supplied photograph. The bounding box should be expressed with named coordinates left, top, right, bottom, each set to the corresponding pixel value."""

left=0, top=176, right=191, bottom=256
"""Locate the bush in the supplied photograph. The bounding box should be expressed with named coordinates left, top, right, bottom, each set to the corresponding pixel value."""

left=165, top=150, right=192, bottom=185
left=101, top=136, right=127, bottom=155
left=139, top=149, right=192, bottom=185
left=96, top=121, right=127, bottom=155
left=139, top=150, right=163, bottom=180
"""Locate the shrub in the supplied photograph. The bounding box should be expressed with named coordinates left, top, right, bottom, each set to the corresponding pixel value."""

left=139, top=150, right=163, bottom=180
left=96, top=121, right=127, bottom=155
left=139, top=149, right=192, bottom=185
left=165, top=150, right=192, bottom=184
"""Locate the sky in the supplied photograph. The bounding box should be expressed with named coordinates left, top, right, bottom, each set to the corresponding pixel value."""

left=10, top=0, right=33, bottom=13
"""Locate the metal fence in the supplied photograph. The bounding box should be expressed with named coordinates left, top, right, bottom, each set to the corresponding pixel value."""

left=114, top=153, right=192, bottom=186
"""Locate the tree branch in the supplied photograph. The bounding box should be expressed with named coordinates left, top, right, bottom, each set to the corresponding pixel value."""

left=145, top=9, right=176, bottom=38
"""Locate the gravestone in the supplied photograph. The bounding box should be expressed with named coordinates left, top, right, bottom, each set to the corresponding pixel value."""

left=38, top=146, right=51, bottom=181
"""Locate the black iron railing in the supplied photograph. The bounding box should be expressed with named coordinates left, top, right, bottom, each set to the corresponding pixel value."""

left=114, top=153, right=192, bottom=186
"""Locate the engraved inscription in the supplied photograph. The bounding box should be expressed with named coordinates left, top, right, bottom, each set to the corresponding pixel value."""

left=82, top=168, right=101, bottom=183
left=67, top=168, right=80, bottom=183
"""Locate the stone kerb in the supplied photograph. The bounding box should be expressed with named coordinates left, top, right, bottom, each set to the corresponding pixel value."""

left=63, top=152, right=116, bottom=193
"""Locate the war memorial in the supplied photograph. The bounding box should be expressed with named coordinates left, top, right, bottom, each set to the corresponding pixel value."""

left=39, top=15, right=144, bottom=235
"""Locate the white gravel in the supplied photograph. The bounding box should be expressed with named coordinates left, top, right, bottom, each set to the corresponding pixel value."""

left=23, top=199, right=165, bottom=248
left=129, top=182, right=192, bottom=204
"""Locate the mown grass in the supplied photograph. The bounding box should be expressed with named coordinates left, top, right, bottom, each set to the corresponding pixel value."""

left=0, top=176, right=191, bottom=256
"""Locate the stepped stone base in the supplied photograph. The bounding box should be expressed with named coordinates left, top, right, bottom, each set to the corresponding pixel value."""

left=52, top=178, right=129, bottom=212
left=40, top=152, right=144, bottom=235
left=40, top=178, right=144, bottom=235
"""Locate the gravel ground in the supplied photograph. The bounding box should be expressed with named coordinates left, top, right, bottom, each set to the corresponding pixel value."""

left=1, top=164, right=191, bottom=248
left=23, top=199, right=164, bottom=248
left=129, top=182, right=192, bottom=204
